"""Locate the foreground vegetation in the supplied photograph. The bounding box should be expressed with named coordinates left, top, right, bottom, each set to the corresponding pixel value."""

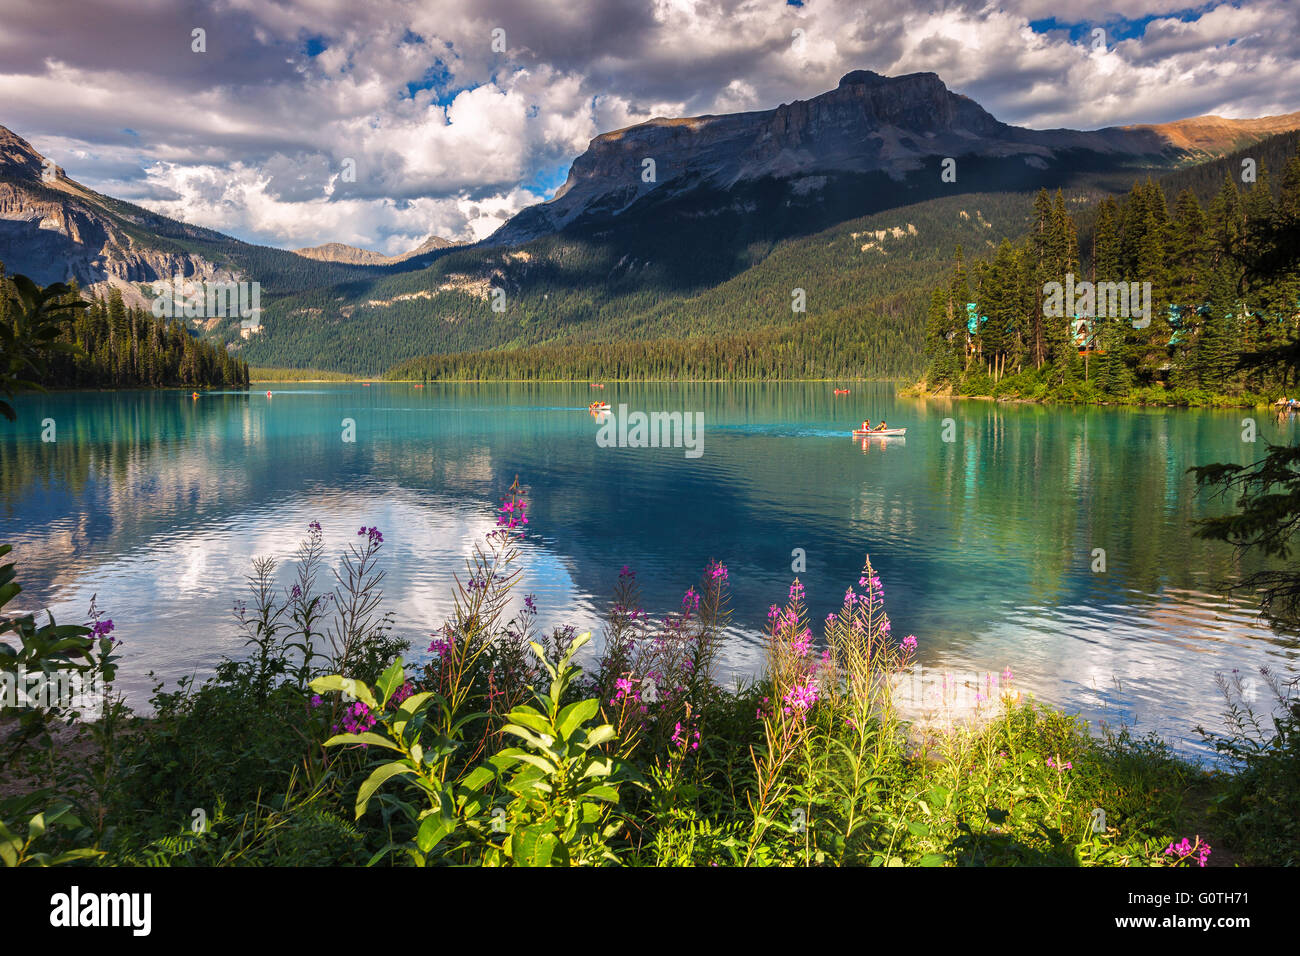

left=2, top=484, right=1296, bottom=867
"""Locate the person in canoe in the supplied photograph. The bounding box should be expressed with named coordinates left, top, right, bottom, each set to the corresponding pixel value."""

left=874, top=420, right=888, bottom=431
left=860, top=419, right=871, bottom=432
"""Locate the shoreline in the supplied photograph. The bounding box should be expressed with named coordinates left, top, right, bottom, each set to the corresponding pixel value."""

left=17, top=378, right=1285, bottom=410
left=900, top=383, right=1280, bottom=410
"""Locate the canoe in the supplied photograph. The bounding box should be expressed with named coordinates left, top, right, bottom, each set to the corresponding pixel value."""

left=852, top=428, right=906, bottom=437
left=833, top=389, right=850, bottom=394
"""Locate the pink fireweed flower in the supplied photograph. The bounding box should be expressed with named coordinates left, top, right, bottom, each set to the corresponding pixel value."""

left=1002, top=667, right=1014, bottom=683
left=308, top=520, right=322, bottom=532
left=1165, top=837, right=1211, bottom=867
left=791, top=628, right=813, bottom=658
left=497, top=494, right=529, bottom=530
left=357, top=526, right=383, bottom=546
left=671, top=721, right=702, bottom=751
left=708, top=560, right=728, bottom=584
left=610, top=676, right=640, bottom=706
left=1046, top=757, right=1073, bottom=772
left=783, top=677, right=820, bottom=718
left=859, top=574, right=882, bottom=594
left=789, top=580, right=805, bottom=601
left=682, top=587, right=700, bottom=612
left=768, top=604, right=781, bottom=621
left=389, top=681, right=413, bottom=708
left=901, top=635, right=917, bottom=653
left=337, top=701, right=376, bottom=735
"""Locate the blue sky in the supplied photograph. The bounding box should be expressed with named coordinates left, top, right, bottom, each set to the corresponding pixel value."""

left=1028, top=7, right=1204, bottom=43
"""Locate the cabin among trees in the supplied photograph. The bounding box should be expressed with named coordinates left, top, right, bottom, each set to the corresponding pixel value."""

left=925, top=145, right=1300, bottom=397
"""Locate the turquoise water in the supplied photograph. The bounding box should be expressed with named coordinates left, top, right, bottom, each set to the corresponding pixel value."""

left=3, top=382, right=1297, bottom=756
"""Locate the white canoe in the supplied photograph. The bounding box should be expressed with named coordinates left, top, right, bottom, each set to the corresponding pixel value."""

left=852, top=428, right=906, bottom=437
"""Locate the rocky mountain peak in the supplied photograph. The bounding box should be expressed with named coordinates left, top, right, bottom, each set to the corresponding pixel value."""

left=489, top=70, right=1018, bottom=245
left=0, top=125, right=64, bottom=183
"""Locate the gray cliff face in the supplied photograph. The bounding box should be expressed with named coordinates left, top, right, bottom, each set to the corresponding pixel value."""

left=0, top=127, right=236, bottom=305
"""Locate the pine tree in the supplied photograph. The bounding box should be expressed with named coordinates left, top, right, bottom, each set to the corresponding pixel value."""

left=1092, top=197, right=1120, bottom=282
left=1045, top=191, right=1078, bottom=367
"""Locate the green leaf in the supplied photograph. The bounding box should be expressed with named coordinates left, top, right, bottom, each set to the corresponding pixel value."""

left=556, top=698, right=598, bottom=740
left=416, top=813, right=454, bottom=854
left=47, top=848, right=105, bottom=866
left=579, top=756, right=615, bottom=779
left=375, top=659, right=406, bottom=707
left=396, top=691, right=436, bottom=720
left=310, top=675, right=377, bottom=709
left=499, top=722, right=555, bottom=752
left=323, top=732, right=403, bottom=752
left=459, top=766, right=496, bottom=793
left=514, top=825, right=557, bottom=867
left=355, top=762, right=416, bottom=819
left=585, top=784, right=620, bottom=804
left=503, top=708, right=553, bottom=736
left=499, top=750, right=560, bottom=777
left=918, top=853, right=946, bottom=867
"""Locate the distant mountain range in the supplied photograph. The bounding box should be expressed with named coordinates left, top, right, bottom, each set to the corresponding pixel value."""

left=293, top=236, right=456, bottom=266
left=488, top=70, right=1300, bottom=247
left=2, top=69, right=1298, bottom=375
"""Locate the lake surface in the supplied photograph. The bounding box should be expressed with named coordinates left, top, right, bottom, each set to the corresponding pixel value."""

left=4, top=382, right=1297, bottom=757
